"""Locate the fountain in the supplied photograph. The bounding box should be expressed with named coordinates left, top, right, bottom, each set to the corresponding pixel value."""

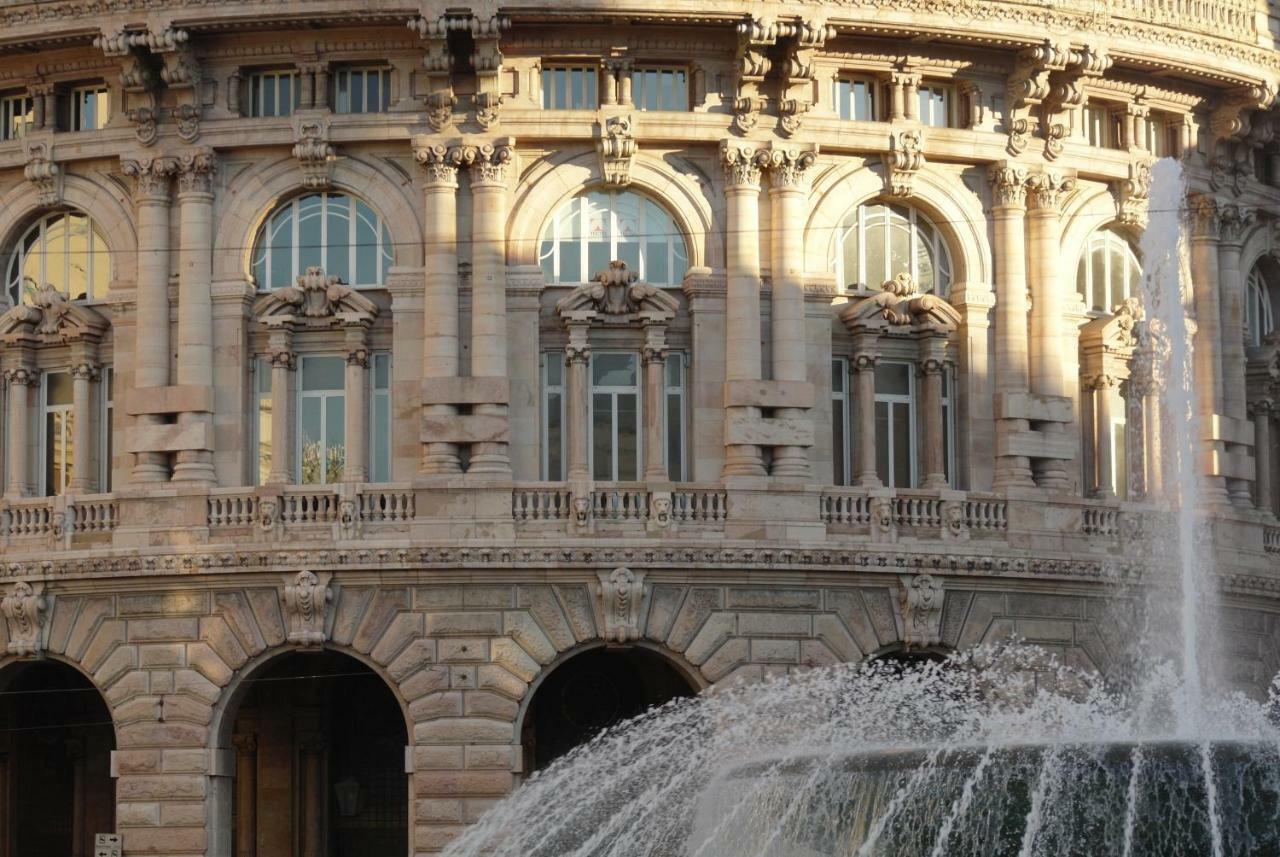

left=441, top=161, right=1280, bottom=857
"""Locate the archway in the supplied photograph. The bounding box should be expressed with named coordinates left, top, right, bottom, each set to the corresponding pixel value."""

left=225, top=650, right=407, bottom=857
left=0, top=659, right=115, bottom=857
left=521, top=646, right=698, bottom=772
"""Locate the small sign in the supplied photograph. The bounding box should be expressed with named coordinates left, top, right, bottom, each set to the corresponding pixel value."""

left=94, top=833, right=122, bottom=857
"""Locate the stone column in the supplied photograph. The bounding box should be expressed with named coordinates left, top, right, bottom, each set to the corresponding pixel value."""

left=1189, top=195, right=1228, bottom=503
left=413, top=142, right=463, bottom=474
left=298, top=732, right=326, bottom=857
left=121, top=156, right=176, bottom=483
left=919, top=356, right=947, bottom=489
left=642, top=327, right=669, bottom=482
left=1217, top=204, right=1254, bottom=506
left=1252, top=400, right=1273, bottom=514
left=266, top=341, right=295, bottom=486
left=174, top=149, right=217, bottom=484
left=1025, top=170, right=1073, bottom=491
left=232, top=734, right=258, bottom=857
left=69, top=361, right=97, bottom=493
left=720, top=142, right=765, bottom=478
left=852, top=352, right=880, bottom=488
left=988, top=164, right=1033, bottom=489
left=343, top=329, right=369, bottom=483
left=901, top=73, right=922, bottom=122
left=4, top=367, right=35, bottom=498
left=467, top=142, right=514, bottom=475
left=766, top=147, right=816, bottom=480
left=1090, top=374, right=1118, bottom=498
left=565, top=327, right=590, bottom=482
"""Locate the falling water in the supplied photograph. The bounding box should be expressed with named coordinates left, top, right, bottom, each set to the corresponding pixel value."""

left=441, top=161, right=1280, bottom=857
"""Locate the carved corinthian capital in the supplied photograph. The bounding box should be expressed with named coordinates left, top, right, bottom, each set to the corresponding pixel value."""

left=177, top=147, right=216, bottom=195
left=720, top=140, right=764, bottom=189
left=988, top=163, right=1029, bottom=209
left=121, top=155, right=178, bottom=203
left=463, top=140, right=516, bottom=186
left=1025, top=170, right=1075, bottom=213
left=411, top=138, right=466, bottom=187
left=760, top=144, right=818, bottom=189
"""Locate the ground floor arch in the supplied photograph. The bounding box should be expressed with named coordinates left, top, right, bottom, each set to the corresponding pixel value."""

left=520, top=644, right=699, bottom=773
left=222, top=649, right=409, bottom=857
left=0, top=658, right=115, bottom=857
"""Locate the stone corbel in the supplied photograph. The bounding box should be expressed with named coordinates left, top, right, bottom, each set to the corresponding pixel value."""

left=898, top=574, right=944, bottom=648
left=732, top=15, right=777, bottom=134
left=23, top=140, right=61, bottom=208
left=1005, top=40, right=1067, bottom=155
left=777, top=19, right=831, bottom=136
left=597, top=114, right=636, bottom=186
left=1115, top=158, right=1153, bottom=227
left=292, top=116, right=336, bottom=190
left=882, top=129, right=924, bottom=199
left=127, top=107, right=160, bottom=146
left=1041, top=45, right=1110, bottom=160
left=471, top=15, right=510, bottom=129
left=1209, top=83, right=1275, bottom=151
left=595, top=567, right=648, bottom=643
left=281, top=570, right=334, bottom=648
left=1, top=580, right=48, bottom=657
left=1208, top=140, right=1254, bottom=197
left=407, top=13, right=457, bottom=131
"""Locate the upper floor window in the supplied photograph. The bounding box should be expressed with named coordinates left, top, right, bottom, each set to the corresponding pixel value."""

left=835, top=77, right=876, bottom=122
left=70, top=85, right=109, bottom=131
left=834, top=203, right=951, bottom=295
left=1077, top=229, right=1141, bottom=313
left=100, top=366, right=114, bottom=492
left=592, top=352, right=640, bottom=481
left=664, top=352, right=687, bottom=480
left=41, top=371, right=74, bottom=496
left=6, top=212, right=110, bottom=305
left=249, top=71, right=301, bottom=118
left=542, top=65, right=598, bottom=110
left=539, top=190, right=688, bottom=287
left=1141, top=113, right=1179, bottom=158
left=1085, top=104, right=1124, bottom=149
left=298, top=355, right=345, bottom=485
left=631, top=68, right=688, bottom=111
left=918, top=83, right=954, bottom=128
left=832, top=358, right=850, bottom=485
left=1, top=93, right=34, bottom=141
left=334, top=68, right=391, bottom=114
left=251, top=192, right=393, bottom=290
left=370, top=353, right=392, bottom=482
left=875, top=361, right=916, bottom=488
left=1246, top=267, right=1275, bottom=347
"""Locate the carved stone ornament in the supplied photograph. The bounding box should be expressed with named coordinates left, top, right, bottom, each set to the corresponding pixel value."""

left=411, top=139, right=466, bottom=186
left=0, top=279, right=109, bottom=344
left=899, top=574, right=944, bottom=648
left=281, top=570, right=333, bottom=648
left=121, top=155, right=177, bottom=203
left=177, top=147, right=216, bottom=195
left=840, top=278, right=961, bottom=336
left=127, top=106, right=159, bottom=146
left=988, top=163, right=1028, bottom=208
left=1117, top=159, right=1153, bottom=226
left=720, top=140, right=763, bottom=189
left=883, top=129, right=924, bottom=199
left=23, top=140, right=62, bottom=208
left=254, top=267, right=379, bottom=327
left=425, top=90, right=456, bottom=133
left=555, top=260, right=680, bottom=323
left=759, top=145, right=817, bottom=188
left=1025, top=170, right=1076, bottom=212
left=941, top=499, right=969, bottom=541
left=293, top=118, right=336, bottom=190
left=597, top=114, right=637, bottom=186
left=595, top=567, right=648, bottom=643
left=171, top=102, right=200, bottom=144
left=2, top=581, right=48, bottom=657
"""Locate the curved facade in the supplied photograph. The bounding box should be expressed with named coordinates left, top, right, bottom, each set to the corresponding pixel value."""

left=0, top=1, right=1278, bottom=854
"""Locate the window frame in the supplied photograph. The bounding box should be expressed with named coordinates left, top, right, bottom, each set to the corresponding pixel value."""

left=541, top=64, right=600, bottom=110
left=540, top=352, right=567, bottom=481
left=333, top=67, right=392, bottom=115
left=369, top=352, right=392, bottom=482
left=295, top=355, right=346, bottom=486
left=1, top=92, right=34, bottom=141
left=834, top=76, right=877, bottom=122
left=833, top=202, right=952, bottom=295
left=588, top=351, right=642, bottom=482
left=630, top=66, right=689, bottom=112
left=248, top=70, right=302, bottom=118
left=663, top=351, right=687, bottom=481
left=1246, top=267, right=1275, bottom=347
left=250, top=192, right=393, bottom=291
left=1077, top=229, right=1142, bottom=314
left=70, top=84, right=110, bottom=131
left=539, top=190, right=689, bottom=287
left=99, top=366, right=113, bottom=492
left=5, top=211, right=110, bottom=306
left=917, top=82, right=955, bottom=128
left=831, top=357, right=850, bottom=486
left=874, top=360, right=917, bottom=489
left=40, top=370, right=74, bottom=497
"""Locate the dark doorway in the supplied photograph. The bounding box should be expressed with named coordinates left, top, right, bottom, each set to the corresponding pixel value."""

left=0, top=659, right=115, bottom=857
left=228, top=650, right=407, bottom=857
left=522, top=646, right=696, bottom=772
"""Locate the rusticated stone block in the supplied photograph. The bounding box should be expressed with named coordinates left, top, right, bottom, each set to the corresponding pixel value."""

left=426, top=612, right=504, bottom=637
left=502, top=611, right=556, bottom=664
left=413, top=718, right=515, bottom=745
left=421, top=376, right=510, bottom=406
left=700, top=638, right=750, bottom=682
left=490, top=638, right=539, bottom=683
left=125, top=384, right=214, bottom=416
left=684, top=613, right=736, bottom=666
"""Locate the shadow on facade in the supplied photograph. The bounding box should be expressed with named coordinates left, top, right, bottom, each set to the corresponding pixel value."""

left=226, top=650, right=407, bottom=857
left=0, top=659, right=115, bottom=857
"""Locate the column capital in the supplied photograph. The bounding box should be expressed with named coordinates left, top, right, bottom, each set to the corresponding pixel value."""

left=1086, top=372, right=1121, bottom=391
left=461, top=140, right=516, bottom=186
left=3, top=367, right=38, bottom=387
left=851, top=352, right=878, bottom=372
left=269, top=349, right=297, bottom=371
left=720, top=141, right=765, bottom=190
left=642, top=343, right=669, bottom=365
left=987, top=163, right=1029, bottom=209
left=1216, top=202, right=1255, bottom=246
left=1249, top=397, right=1274, bottom=416
left=1025, top=170, right=1075, bottom=213
left=761, top=145, right=818, bottom=190
left=346, top=346, right=370, bottom=368
left=919, top=357, right=945, bottom=376
left=176, top=147, right=217, bottom=196
left=121, top=155, right=178, bottom=204
left=1188, top=193, right=1221, bottom=240
left=411, top=138, right=469, bottom=187
left=71, top=362, right=99, bottom=382
left=565, top=341, right=591, bottom=364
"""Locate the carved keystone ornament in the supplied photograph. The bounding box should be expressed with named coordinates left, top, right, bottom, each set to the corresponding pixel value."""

left=595, top=567, right=648, bottom=643
left=2, top=581, right=49, bottom=657
left=282, top=570, right=334, bottom=648
left=898, top=574, right=944, bottom=649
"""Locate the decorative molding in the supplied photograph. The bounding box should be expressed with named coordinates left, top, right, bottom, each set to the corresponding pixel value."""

left=898, top=573, right=944, bottom=648
left=595, top=566, right=648, bottom=643
left=120, top=155, right=177, bottom=204
left=176, top=147, right=216, bottom=195
left=555, top=261, right=679, bottom=322
left=292, top=117, right=336, bottom=190
left=281, top=570, right=333, bottom=648
left=1116, top=158, right=1153, bottom=226
left=988, top=163, right=1028, bottom=208
left=0, top=281, right=109, bottom=344
left=254, top=267, right=379, bottom=327
left=1025, top=169, right=1076, bottom=213
left=597, top=114, right=636, bottom=187
left=882, top=129, right=924, bottom=199
left=1, top=580, right=48, bottom=657
left=410, top=139, right=465, bottom=186
left=22, top=140, right=61, bottom=208
left=720, top=140, right=763, bottom=189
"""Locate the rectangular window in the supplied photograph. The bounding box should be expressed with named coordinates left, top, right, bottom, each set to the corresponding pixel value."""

left=541, top=353, right=566, bottom=480
left=832, top=358, right=849, bottom=486
left=99, top=367, right=113, bottom=492
left=71, top=86, right=109, bottom=131
left=835, top=77, right=876, bottom=122
left=541, top=65, right=599, bottom=110
left=917, top=84, right=954, bottom=128
left=590, top=352, right=640, bottom=481
left=631, top=67, right=688, bottom=111
left=1, top=93, right=34, bottom=141
left=334, top=68, right=391, bottom=115
left=664, top=353, right=687, bottom=481
left=874, top=361, right=915, bottom=489
left=297, top=355, right=345, bottom=484
left=1085, top=105, right=1110, bottom=148
left=254, top=357, right=273, bottom=486
left=249, top=71, right=301, bottom=118
left=41, top=371, right=73, bottom=496
left=370, top=353, right=391, bottom=482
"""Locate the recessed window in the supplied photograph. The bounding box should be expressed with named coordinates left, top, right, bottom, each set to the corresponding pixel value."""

left=1246, top=268, right=1275, bottom=347
left=70, top=86, right=109, bottom=131
left=334, top=68, right=391, bottom=114
left=917, top=83, right=954, bottom=128
left=664, top=352, right=687, bottom=481
left=540, top=190, right=688, bottom=286
left=254, top=357, right=273, bottom=486
left=541, top=353, right=566, bottom=481
left=99, top=367, right=113, bottom=492
left=542, top=66, right=598, bottom=109
left=1085, top=104, right=1124, bottom=149
left=630, top=67, right=687, bottom=111
left=41, top=371, right=74, bottom=496
left=1140, top=114, right=1177, bottom=157
left=875, top=361, right=915, bottom=489
left=835, top=77, right=876, bottom=122
left=251, top=192, right=393, bottom=290
left=1077, top=229, right=1141, bottom=313
left=6, top=212, right=110, bottom=305
left=1, top=93, right=34, bottom=141
left=834, top=203, right=951, bottom=295
left=298, top=355, right=345, bottom=485
left=941, top=368, right=956, bottom=487
left=249, top=71, right=301, bottom=118
left=591, top=352, right=640, bottom=482
left=831, top=358, right=849, bottom=485
left=370, top=353, right=392, bottom=482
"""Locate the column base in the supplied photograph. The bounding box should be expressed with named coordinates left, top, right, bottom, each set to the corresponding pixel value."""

left=131, top=461, right=171, bottom=484
left=771, top=446, right=810, bottom=480
left=921, top=474, right=949, bottom=490
left=172, top=457, right=216, bottom=485
left=468, top=442, right=512, bottom=476
left=420, top=443, right=462, bottom=475
left=993, top=456, right=1034, bottom=490
left=722, top=445, right=766, bottom=478
left=1227, top=478, right=1254, bottom=508
left=1032, top=459, right=1072, bottom=492
left=855, top=473, right=883, bottom=489
left=1198, top=474, right=1230, bottom=506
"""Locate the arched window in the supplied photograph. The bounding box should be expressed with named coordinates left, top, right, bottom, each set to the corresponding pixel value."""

left=1077, top=229, right=1141, bottom=313
left=1246, top=267, right=1275, bottom=346
left=539, top=190, right=688, bottom=286
left=834, top=203, right=951, bottom=295
left=250, top=192, right=393, bottom=290
left=5, top=212, right=109, bottom=305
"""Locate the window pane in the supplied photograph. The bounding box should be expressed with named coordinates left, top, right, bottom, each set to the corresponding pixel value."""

left=371, top=394, right=389, bottom=482
left=547, top=392, right=563, bottom=481
left=1091, top=247, right=1107, bottom=312
left=326, top=396, right=345, bottom=484
left=1108, top=243, right=1127, bottom=307
left=593, top=353, right=637, bottom=387
left=269, top=207, right=294, bottom=289
left=875, top=401, right=890, bottom=485
left=302, top=356, right=344, bottom=391
left=865, top=221, right=886, bottom=286
left=892, top=402, right=912, bottom=488
left=46, top=371, right=73, bottom=405
left=257, top=392, right=272, bottom=486
left=66, top=214, right=90, bottom=301
left=592, top=393, right=612, bottom=480
left=263, top=76, right=276, bottom=116
left=355, top=201, right=379, bottom=284
left=666, top=393, right=683, bottom=481
left=45, top=215, right=67, bottom=295
left=831, top=358, right=844, bottom=393
left=297, top=195, right=323, bottom=272
left=300, top=397, right=322, bottom=484
left=875, top=362, right=911, bottom=396
left=367, top=71, right=379, bottom=112
left=665, top=353, right=683, bottom=387
left=326, top=195, right=351, bottom=283
left=617, top=393, right=638, bottom=481
left=832, top=403, right=845, bottom=486
left=374, top=353, right=390, bottom=389
left=889, top=217, right=911, bottom=279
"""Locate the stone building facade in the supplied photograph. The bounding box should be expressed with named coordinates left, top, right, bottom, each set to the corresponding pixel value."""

left=0, top=0, right=1278, bottom=855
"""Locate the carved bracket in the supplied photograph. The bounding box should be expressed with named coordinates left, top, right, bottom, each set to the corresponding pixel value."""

left=23, top=140, right=61, bottom=208
left=2, top=580, right=48, bottom=657
left=595, top=567, right=648, bottom=643
left=1116, top=158, right=1153, bottom=227
left=597, top=114, right=636, bottom=186
left=882, top=129, right=924, bottom=199
left=898, top=573, right=944, bottom=648
left=293, top=117, right=336, bottom=190
left=281, top=570, right=334, bottom=648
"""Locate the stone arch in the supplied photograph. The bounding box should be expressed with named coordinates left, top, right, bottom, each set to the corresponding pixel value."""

left=805, top=160, right=992, bottom=293
left=1238, top=218, right=1280, bottom=289
left=212, top=155, right=423, bottom=283
left=0, top=172, right=138, bottom=292
left=1060, top=184, right=1142, bottom=280
left=507, top=148, right=718, bottom=271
